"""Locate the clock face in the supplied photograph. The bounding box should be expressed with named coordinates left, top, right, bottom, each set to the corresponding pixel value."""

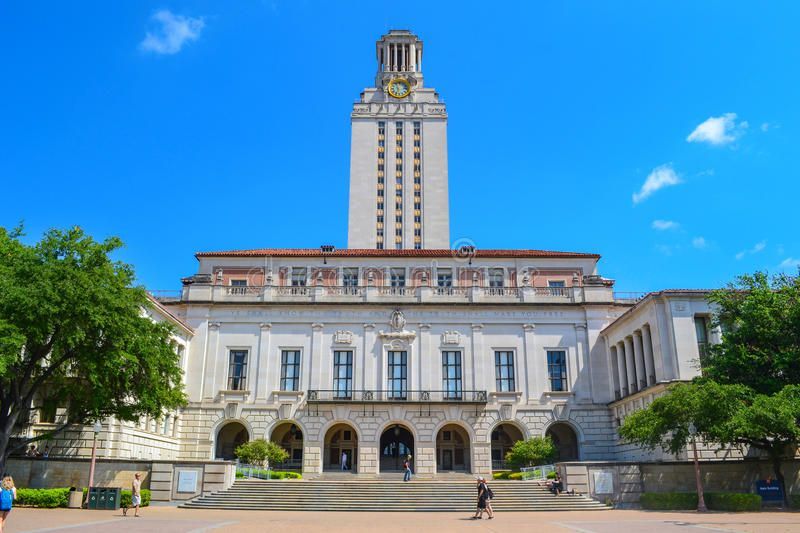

left=388, top=79, right=411, bottom=99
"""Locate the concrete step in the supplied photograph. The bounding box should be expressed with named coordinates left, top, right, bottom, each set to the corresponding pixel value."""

left=180, top=479, right=609, bottom=512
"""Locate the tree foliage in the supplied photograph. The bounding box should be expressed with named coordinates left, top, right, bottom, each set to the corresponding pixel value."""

left=504, top=436, right=556, bottom=467
left=704, top=271, right=800, bottom=394
left=619, top=271, right=800, bottom=505
left=235, top=439, right=289, bottom=467
left=0, top=225, right=186, bottom=467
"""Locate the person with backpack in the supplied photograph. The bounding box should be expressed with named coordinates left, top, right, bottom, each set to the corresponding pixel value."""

left=0, top=476, right=17, bottom=532
left=402, top=455, right=413, bottom=482
left=471, top=476, right=494, bottom=520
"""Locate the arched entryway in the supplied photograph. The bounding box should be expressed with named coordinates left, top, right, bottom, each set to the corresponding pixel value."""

left=215, top=421, right=249, bottom=460
left=270, top=422, right=303, bottom=470
left=546, top=423, right=579, bottom=462
left=436, top=424, right=471, bottom=473
left=324, top=423, right=358, bottom=472
left=380, top=424, right=414, bottom=472
left=491, top=423, right=524, bottom=470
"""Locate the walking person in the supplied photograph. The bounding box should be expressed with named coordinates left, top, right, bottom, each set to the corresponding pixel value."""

left=403, top=455, right=413, bottom=482
left=0, top=476, right=17, bottom=532
left=130, top=473, right=142, bottom=517
left=471, top=476, right=493, bottom=520
left=341, top=451, right=348, bottom=471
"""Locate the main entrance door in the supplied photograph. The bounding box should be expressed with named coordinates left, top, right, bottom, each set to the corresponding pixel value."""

left=379, top=425, right=414, bottom=472
left=324, top=423, right=358, bottom=472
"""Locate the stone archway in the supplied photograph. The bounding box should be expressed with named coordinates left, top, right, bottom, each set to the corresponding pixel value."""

left=215, top=421, right=249, bottom=460
left=270, top=421, right=303, bottom=470
left=436, top=424, right=471, bottom=473
left=546, top=422, right=580, bottom=462
left=324, top=422, right=359, bottom=472
left=379, top=424, right=414, bottom=472
left=491, top=423, right=524, bottom=470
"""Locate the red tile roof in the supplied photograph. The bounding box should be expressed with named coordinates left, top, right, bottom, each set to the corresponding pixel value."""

left=195, top=248, right=601, bottom=259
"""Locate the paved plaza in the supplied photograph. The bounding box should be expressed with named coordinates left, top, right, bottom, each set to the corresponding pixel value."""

left=4, top=507, right=799, bottom=533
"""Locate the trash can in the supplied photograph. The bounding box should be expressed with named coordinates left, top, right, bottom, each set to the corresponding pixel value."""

left=67, top=487, right=83, bottom=509
left=87, top=487, right=121, bottom=510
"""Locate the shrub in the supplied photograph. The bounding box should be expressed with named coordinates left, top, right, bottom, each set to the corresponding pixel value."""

left=120, top=489, right=151, bottom=508
left=492, top=471, right=510, bottom=480
left=640, top=492, right=762, bottom=512
left=16, top=488, right=70, bottom=508
left=236, top=468, right=302, bottom=480
left=505, top=437, right=556, bottom=468
left=546, top=471, right=558, bottom=480
left=508, top=472, right=523, bottom=481
left=235, top=439, right=289, bottom=467
left=791, top=494, right=800, bottom=510
left=704, top=492, right=761, bottom=512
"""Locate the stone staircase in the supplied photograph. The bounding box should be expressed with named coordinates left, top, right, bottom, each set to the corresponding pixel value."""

left=180, top=479, right=610, bottom=511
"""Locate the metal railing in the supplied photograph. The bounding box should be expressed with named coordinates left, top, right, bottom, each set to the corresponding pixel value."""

left=236, top=463, right=273, bottom=480
left=306, top=389, right=488, bottom=403
left=520, top=464, right=556, bottom=481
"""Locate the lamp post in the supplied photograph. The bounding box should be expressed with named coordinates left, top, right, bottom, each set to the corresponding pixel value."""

left=688, top=423, right=707, bottom=512
left=87, top=421, right=102, bottom=490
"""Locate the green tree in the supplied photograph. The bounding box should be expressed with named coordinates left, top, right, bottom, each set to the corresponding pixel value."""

left=619, top=271, right=800, bottom=505
left=235, top=439, right=289, bottom=467
left=504, top=436, right=556, bottom=468
left=0, top=226, right=186, bottom=470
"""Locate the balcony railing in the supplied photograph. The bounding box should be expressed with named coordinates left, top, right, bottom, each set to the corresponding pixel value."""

left=307, top=389, right=487, bottom=403
left=179, top=284, right=612, bottom=304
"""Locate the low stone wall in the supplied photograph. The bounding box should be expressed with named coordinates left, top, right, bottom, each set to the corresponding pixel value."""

left=559, top=459, right=800, bottom=508
left=5, top=457, right=235, bottom=502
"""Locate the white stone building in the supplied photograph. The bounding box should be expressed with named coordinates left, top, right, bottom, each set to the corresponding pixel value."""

left=29, top=30, right=720, bottom=478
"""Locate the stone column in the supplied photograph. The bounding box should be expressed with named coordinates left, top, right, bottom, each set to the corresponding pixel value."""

left=574, top=324, right=591, bottom=401
left=642, top=324, right=657, bottom=384
left=362, top=324, right=376, bottom=390
left=633, top=331, right=646, bottom=391
left=359, top=444, right=378, bottom=475
left=624, top=336, right=637, bottom=394
left=303, top=442, right=322, bottom=476
left=310, top=323, right=324, bottom=391
left=410, top=43, right=416, bottom=71
left=419, top=324, right=432, bottom=390
left=255, top=323, right=271, bottom=401
left=473, top=441, right=492, bottom=478
left=202, top=322, right=221, bottom=400
left=522, top=324, right=537, bottom=402
left=616, top=341, right=628, bottom=397
left=470, top=324, right=484, bottom=392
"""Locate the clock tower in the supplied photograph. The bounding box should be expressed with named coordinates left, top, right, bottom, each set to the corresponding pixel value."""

left=347, top=30, right=450, bottom=250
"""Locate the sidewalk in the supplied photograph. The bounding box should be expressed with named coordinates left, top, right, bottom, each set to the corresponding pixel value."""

left=5, top=507, right=799, bottom=533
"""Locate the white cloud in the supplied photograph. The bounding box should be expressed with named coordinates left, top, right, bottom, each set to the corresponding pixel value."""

left=632, top=164, right=682, bottom=204
left=140, top=10, right=205, bottom=55
left=652, top=220, right=679, bottom=231
left=735, top=240, right=767, bottom=260
left=692, top=237, right=707, bottom=249
left=778, top=257, right=800, bottom=271
left=687, top=113, right=748, bottom=145
left=761, top=122, right=770, bottom=132
left=655, top=244, right=675, bottom=256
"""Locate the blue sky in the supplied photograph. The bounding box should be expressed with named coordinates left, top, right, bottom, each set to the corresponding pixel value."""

left=2, top=1, right=799, bottom=293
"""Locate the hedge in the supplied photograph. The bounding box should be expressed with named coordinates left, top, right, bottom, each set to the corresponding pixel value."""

left=16, top=488, right=70, bottom=508
left=640, top=492, right=762, bottom=512
left=791, top=494, right=800, bottom=510
left=493, top=472, right=510, bottom=480
left=16, top=488, right=150, bottom=508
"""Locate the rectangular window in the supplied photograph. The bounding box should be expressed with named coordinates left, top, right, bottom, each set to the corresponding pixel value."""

left=387, top=350, right=407, bottom=400
left=343, top=268, right=359, bottom=287
left=547, top=350, right=568, bottom=392
left=227, top=349, right=248, bottom=391
left=291, top=268, right=307, bottom=286
left=280, top=350, right=301, bottom=391
left=548, top=280, right=566, bottom=287
left=442, top=351, right=463, bottom=400
left=695, top=316, right=709, bottom=357
left=495, top=351, right=516, bottom=392
left=390, top=268, right=406, bottom=287
left=333, top=350, right=353, bottom=399
left=489, top=269, right=504, bottom=288
left=437, top=269, right=453, bottom=287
